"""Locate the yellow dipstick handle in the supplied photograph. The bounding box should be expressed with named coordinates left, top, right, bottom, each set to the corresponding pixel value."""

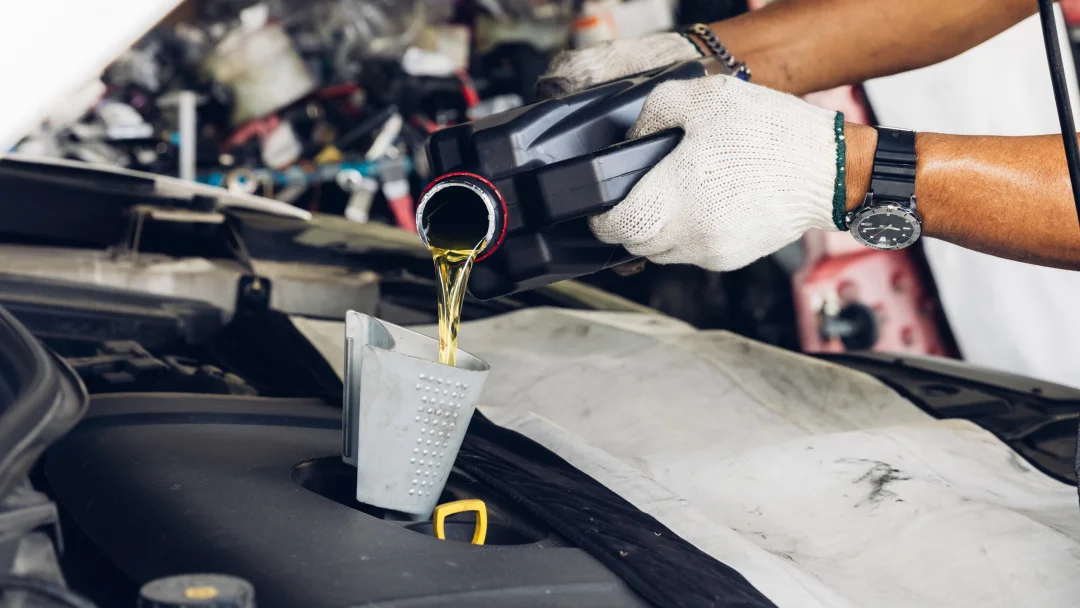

left=433, top=499, right=488, bottom=545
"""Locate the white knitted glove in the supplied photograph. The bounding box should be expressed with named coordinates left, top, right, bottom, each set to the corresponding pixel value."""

left=590, top=74, right=846, bottom=272
left=536, top=32, right=701, bottom=99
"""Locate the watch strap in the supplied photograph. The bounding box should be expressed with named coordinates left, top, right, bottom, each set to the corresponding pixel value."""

left=870, top=127, right=917, bottom=203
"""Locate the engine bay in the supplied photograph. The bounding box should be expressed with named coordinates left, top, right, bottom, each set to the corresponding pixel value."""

left=0, top=267, right=773, bottom=607
left=0, top=261, right=1077, bottom=607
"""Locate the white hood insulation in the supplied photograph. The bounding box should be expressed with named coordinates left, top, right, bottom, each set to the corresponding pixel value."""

left=295, top=308, right=1080, bottom=608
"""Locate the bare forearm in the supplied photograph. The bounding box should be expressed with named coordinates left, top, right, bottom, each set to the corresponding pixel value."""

left=845, top=124, right=1080, bottom=269
left=707, top=0, right=1041, bottom=95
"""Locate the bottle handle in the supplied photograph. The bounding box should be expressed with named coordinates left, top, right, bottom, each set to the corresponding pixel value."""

left=530, top=128, right=683, bottom=224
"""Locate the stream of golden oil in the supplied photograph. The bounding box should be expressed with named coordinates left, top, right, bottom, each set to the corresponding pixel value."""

left=431, top=244, right=482, bottom=366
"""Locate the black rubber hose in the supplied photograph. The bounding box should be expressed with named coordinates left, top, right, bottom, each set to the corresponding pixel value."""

left=0, top=574, right=97, bottom=608
left=1036, top=0, right=1080, bottom=225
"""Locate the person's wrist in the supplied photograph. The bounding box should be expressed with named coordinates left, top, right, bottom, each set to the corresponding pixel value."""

left=683, top=25, right=750, bottom=80
left=705, top=18, right=809, bottom=95
left=701, top=22, right=778, bottom=91
left=844, top=123, right=877, bottom=214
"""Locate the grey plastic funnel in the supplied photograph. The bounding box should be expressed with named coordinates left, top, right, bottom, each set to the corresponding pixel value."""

left=342, top=311, right=490, bottom=519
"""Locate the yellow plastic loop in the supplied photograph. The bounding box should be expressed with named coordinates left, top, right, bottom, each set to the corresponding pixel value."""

left=433, top=499, right=488, bottom=545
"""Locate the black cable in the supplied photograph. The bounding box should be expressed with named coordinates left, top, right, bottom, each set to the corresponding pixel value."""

left=1036, top=0, right=1080, bottom=225
left=0, top=574, right=97, bottom=608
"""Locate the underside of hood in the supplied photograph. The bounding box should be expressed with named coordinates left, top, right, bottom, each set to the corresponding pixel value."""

left=0, top=0, right=183, bottom=153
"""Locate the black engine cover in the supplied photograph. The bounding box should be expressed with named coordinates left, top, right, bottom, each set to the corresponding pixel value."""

left=44, top=395, right=646, bottom=607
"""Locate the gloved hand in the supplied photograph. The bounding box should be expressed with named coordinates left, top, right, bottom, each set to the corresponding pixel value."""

left=536, top=32, right=701, bottom=99
left=590, top=74, right=846, bottom=272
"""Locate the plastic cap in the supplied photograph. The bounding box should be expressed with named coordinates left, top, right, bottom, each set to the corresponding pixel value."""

left=138, top=574, right=255, bottom=608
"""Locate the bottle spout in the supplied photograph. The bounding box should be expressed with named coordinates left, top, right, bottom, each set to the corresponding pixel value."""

left=416, top=173, right=506, bottom=261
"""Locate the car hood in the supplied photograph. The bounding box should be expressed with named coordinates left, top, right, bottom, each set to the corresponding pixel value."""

left=0, top=0, right=183, bottom=153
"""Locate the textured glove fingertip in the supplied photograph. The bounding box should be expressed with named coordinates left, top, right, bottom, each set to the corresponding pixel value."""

left=537, top=50, right=586, bottom=98
left=643, top=248, right=692, bottom=268
left=629, top=80, right=693, bottom=138
left=542, top=50, right=576, bottom=76
left=587, top=212, right=617, bottom=244
left=588, top=205, right=643, bottom=246
left=589, top=153, right=677, bottom=251
left=535, top=77, right=573, bottom=100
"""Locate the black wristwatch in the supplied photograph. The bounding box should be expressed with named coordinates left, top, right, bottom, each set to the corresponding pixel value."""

left=846, top=127, right=921, bottom=250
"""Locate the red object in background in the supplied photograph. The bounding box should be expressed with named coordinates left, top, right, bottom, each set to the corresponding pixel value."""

left=1063, top=0, right=1080, bottom=25
left=793, top=231, right=950, bottom=355
left=316, top=83, right=360, bottom=99
left=223, top=115, right=281, bottom=151
left=386, top=194, right=417, bottom=233
left=747, top=0, right=951, bottom=357
left=457, top=71, right=481, bottom=109
left=412, top=115, right=441, bottom=135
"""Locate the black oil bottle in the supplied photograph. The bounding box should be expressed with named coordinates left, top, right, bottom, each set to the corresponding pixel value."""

left=417, top=56, right=726, bottom=300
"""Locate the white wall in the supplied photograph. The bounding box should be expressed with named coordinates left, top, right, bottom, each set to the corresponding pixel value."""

left=0, top=0, right=184, bottom=152
left=865, top=8, right=1080, bottom=389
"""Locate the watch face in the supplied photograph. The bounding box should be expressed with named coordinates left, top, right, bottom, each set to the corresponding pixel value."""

left=849, top=205, right=921, bottom=250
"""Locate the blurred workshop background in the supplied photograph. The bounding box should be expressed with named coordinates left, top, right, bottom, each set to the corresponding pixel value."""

left=4, top=0, right=1080, bottom=388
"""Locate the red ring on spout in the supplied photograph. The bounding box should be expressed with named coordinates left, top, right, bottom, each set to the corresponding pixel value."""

left=418, top=172, right=508, bottom=262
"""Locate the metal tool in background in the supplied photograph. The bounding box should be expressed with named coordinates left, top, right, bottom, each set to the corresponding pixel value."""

left=342, top=311, right=490, bottom=519
left=336, top=168, right=379, bottom=223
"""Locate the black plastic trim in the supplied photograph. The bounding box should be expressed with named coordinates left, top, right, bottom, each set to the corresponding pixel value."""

left=0, top=306, right=87, bottom=501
